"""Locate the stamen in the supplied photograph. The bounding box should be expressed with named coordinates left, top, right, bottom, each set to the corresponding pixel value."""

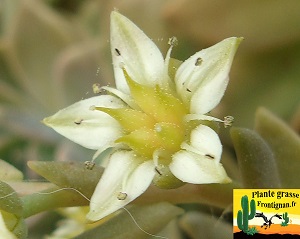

left=92, top=83, right=102, bottom=94
left=195, top=57, right=203, bottom=66
left=115, top=48, right=121, bottom=56
left=168, top=36, right=178, bottom=47
left=184, top=114, right=223, bottom=123
left=224, top=115, right=234, bottom=128
left=84, top=161, right=95, bottom=170
left=117, top=192, right=127, bottom=200
left=74, top=119, right=83, bottom=125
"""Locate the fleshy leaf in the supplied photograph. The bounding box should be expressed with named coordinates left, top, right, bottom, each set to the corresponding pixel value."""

left=255, top=107, right=300, bottom=188
left=23, top=161, right=103, bottom=217
left=0, top=159, right=23, bottom=181
left=22, top=161, right=103, bottom=218
left=179, top=211, right=232, bottom=239
left=8, top=216, right=26, bottom=239
left=0, top=181, right=27, bottom=239
left=27, top=161, right=103, bottom=198
left=0, top=181, right=23, bottom=216
left=231, top=127, right=281, bottom=188
left=0, top=212, right=17, bottom=239
left=76, top=202, right=183, bottom=239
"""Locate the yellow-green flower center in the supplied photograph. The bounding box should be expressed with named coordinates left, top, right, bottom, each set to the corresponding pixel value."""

left=96, top=71, right=188, bottom=161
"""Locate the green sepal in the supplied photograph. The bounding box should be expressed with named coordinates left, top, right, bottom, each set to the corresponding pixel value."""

left=152, top=164, right=185, bottom=189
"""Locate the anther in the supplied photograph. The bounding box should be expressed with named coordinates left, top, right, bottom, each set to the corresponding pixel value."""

left=168, top=36, right=178, bottom=47
left=119, top=62, right=125, bottom=69
left=92, top=83, right=102, bottom=94
left=155, top=167, right=162, bottom=175
left=195, top=57, right=203, bottom=66
left=74, top=119, right=83, bottom=125
left=224, top=116, right=234, bottom=128
left=117, top=192, right=127, bottom=200
left=89, top=105, right=96, bottom=111
left=84, top=161, right=95, bottom=170
left=115, top=48, right=121, bottom=56
left=205, top=154, right=215, bottom=160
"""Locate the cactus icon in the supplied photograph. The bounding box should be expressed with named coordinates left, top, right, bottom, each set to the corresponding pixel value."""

left=281, top=212, right=289, bottom=227
left=237, top=195, right=256, bottom=233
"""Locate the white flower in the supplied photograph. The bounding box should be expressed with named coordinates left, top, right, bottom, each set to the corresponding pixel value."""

left=43, top=11, right=242, bottom=222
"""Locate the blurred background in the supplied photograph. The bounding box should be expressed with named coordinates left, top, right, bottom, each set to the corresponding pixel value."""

left=0, top=0, right=299, bottom=237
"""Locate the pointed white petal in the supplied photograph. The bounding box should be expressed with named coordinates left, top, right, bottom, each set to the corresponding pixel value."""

left=43, top=95, right=125, bottom=150
left=170, top=125, right=230, bottom=184
left=110, top=11, right=165, bottom=93
left=0, top=212, right=17, bottom=239
left=170, top=150, right=231, bottom=184
left=175, top=37, right=242, bottom=114
left=188, top=125, right=222, bottom=161
left=87, top=151, right=155, bottom=221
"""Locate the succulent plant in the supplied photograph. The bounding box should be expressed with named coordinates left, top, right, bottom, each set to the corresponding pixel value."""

left=281, top=212, right=289, bottom=227
left=237, top=195, right=256, bottom=233
left=0, top=1, right=299, bottom=239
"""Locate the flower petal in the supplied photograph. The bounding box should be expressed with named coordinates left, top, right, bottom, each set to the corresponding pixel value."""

left=170, top=125, right=230, bottom=184
left=188, top=125, right=222, bottom=161
left=170, top=150, right=231, bottom=184
left=87, top=150, right=155, bottom=221
left=175, top=37, right=242, bottom=114
left=110, top=11, right=165, bottom=93
left=43, top=95, right=125, bottom=150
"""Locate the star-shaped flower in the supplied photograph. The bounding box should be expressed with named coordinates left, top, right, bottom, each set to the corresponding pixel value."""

left=44, top=11, right=242, bottom=221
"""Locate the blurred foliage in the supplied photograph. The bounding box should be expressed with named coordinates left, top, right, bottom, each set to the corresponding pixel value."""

left=0, top=0, right=299, bottom=238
